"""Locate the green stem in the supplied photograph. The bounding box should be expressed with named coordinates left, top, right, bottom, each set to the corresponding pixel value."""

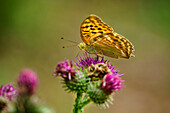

left=73, top=92, right=83, bottom=113
left=80, top=98, right=91, bottom=108
left=82, top=93, right=88, bottom=102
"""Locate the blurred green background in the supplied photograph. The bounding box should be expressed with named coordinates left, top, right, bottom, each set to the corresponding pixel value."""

left=0, top=0, right=170, bottom=113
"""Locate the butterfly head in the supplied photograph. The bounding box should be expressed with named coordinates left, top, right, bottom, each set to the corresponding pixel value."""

left=78, top=43, right=86, bottom=51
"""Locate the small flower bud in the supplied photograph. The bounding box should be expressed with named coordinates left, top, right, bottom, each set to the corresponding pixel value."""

left=87, top=83, right=110, bottom=105
left=54, top=59, right=76, bottom=81
left=0, top=84, right=16, bottom=100
left=17, top=69, right=39, bottom=95
left=101, top=74, right=124, bottom=94
left=0, top=84, right=16, bottom=111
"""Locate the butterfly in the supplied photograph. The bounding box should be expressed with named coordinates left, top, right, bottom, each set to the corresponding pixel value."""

left=78, top=15, right=135, bottom=59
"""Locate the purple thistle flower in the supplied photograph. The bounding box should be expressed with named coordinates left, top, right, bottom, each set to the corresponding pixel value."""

left=17, top=69, right=39, bottom=95
left=101, top=74, right=124, bottom=94
left=76, top=54, right=118, bottom=74
left=0, top=84, right=16, bottom=100
left=54, top=59, right=76, bottom=81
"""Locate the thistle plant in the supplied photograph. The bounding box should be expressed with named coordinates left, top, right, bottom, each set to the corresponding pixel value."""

left=54, top=54, right=124, bottom=113
left=11, top=69, right=54, bottom=113
left=0, top=84, right=16, bottom=112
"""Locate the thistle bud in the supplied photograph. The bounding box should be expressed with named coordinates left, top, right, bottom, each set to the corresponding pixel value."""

left=0, top=84, right=16, bottom=111
left=54, top=59, right=76, bottom=81
left=87, top=83, right=110, bottom=105
left=17, top=69, right=39, bottom=95
left=101, top=74, right=124, bottom=94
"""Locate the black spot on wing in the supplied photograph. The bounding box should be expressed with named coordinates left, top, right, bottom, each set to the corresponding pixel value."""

left=92, top=32, right=97, bottom=34
left=99, top=31, right=103, bottom=34
left=90, top=20, right=95, bottom=23
left=81, top=25, right=89, bottom=28
left=84, top=30, right=89, bottom=32
left=124, top=43, right=128, bottom=47
left=97, top=35, right=103, bottom=38
left=116, top=36, right=119, bottom=38
left=90, top=28, right=95, bottom=30
left=96, top=19, right=101, bottom=23
left=113, top=39, right=118, bottom=42
left=106, top=33, right=113, bottom=35
left=84, top=21, right=90, bottom=23
left=93, top=38, right=97, bottom=41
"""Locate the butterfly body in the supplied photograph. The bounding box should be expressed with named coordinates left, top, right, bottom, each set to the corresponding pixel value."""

left=78, top=42, right=97, bottom=54
left=79, top=15, right=135, bottom=59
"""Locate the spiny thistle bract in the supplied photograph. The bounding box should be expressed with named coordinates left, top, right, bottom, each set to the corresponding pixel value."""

left=63, top=69, right=90, bottom=93
left=54, top=54, right=124, bottom=112
left=87, top=82, right=111, bottom=105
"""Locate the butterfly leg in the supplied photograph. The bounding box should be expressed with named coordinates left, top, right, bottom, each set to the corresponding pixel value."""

left=97, top=50, right=106, bottom=62
left=98, top=49, right=104, bottom=57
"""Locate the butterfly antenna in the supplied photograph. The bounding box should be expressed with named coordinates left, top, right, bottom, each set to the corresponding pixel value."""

left=60, top=37, right=79, bottom=44
left=62, top=45, right=77, bottom=48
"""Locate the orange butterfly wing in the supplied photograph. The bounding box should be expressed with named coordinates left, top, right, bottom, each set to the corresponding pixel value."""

left=90, top=33, right=135, bottom=58
left=80, top=15, right=114, bottom=45
left=80, top=15, right=135, bottom=59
